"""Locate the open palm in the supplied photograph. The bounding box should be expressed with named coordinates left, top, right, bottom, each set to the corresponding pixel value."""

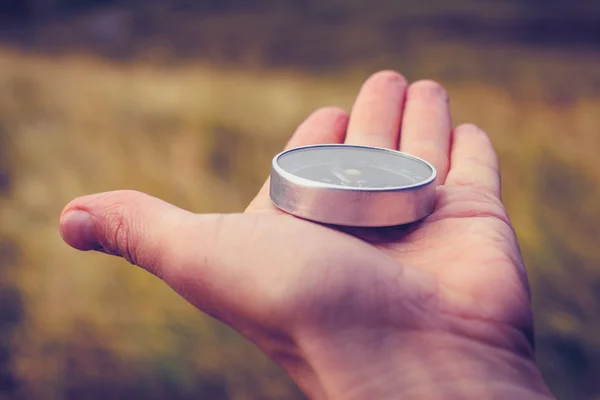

left=60, top=71, right=546, bottom=399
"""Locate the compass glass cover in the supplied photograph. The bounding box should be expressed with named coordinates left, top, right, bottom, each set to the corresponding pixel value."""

left=276, top=145, right=434, bottom=189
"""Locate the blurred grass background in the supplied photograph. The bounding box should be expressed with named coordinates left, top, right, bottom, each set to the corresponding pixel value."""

left=0, top=1, right=599, bottom=399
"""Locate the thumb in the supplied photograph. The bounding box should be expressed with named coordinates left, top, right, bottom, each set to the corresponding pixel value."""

left=58, top=190, right=287, bottom=326
left=59, top=190, right=202, bottom=275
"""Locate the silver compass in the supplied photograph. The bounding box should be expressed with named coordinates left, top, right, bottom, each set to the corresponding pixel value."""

left=269, top=144, right=437, bottom=227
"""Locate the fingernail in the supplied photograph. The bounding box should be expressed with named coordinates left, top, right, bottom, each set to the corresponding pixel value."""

left=60, top=210, right=100, bottom=250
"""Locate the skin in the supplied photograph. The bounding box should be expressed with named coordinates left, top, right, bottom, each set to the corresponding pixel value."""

left=59, top=70, right=556, bottom=399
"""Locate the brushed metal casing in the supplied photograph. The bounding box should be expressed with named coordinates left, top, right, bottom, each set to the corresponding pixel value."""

left=269, top=145, right=437, bottom=227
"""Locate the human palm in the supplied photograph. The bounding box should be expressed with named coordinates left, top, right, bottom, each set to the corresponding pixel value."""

left=242, top=72, right=531, bottom=341
left=60, top=71, right=550, bottom=399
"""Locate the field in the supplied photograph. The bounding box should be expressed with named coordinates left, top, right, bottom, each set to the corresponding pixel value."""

left=1, top=3, right=600, bottom=399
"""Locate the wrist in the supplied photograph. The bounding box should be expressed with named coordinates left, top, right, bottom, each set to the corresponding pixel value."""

left=282, top=330, right=555, bottom=400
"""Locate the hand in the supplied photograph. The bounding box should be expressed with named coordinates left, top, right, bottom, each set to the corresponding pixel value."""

left=59, top=71, right=555, bottom=399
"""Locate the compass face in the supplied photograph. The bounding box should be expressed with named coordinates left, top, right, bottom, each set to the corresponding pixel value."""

left=275, top=145, right=435, bottom=190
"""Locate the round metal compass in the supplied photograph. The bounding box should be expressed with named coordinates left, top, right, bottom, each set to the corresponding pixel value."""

left=270, top=144, right=437, bottom=227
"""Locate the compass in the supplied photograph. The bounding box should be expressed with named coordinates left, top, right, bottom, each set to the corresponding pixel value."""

left=269, top=144, right=437, bottom=227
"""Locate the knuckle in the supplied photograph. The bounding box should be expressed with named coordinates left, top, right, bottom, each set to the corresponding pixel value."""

left=73, top=189, right=160, bottom=270
left=101, top=206, right=136, bottom=264
left=107, top=189, right=147, bottom=202
left=409, top=79, right=448, bottom=102
left=450, top=167, right=501, bottom=197
left=90, top=190, right=148, bottom=208
left=450, top=175, right=489, bottom=192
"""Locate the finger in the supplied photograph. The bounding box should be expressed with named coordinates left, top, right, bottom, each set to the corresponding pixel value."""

left=58, top=190, right=253, bottom=325
left=444, top=124, right=501, bottom=198
left=57, top=189, right=346, bottom=330
left=399, top=80, right=452, bottom=184
left=59, top=190, right=197, bottom=266
left=246, top=107, right=349, bottom=212
left=345, top=70, right=408, bottom=149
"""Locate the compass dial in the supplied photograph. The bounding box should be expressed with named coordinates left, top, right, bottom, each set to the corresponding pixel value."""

left=275, top=145, right=435, bottom=190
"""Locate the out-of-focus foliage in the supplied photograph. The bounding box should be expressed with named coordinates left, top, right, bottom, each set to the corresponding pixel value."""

left=0, top=1, right=599, bottom=399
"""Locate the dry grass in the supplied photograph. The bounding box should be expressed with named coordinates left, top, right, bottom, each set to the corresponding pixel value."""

left=0, top=46, right=599, bottom=399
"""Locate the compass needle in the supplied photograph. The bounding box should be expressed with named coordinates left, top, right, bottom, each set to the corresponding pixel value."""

left=331, top=170, right=349, bottom=183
